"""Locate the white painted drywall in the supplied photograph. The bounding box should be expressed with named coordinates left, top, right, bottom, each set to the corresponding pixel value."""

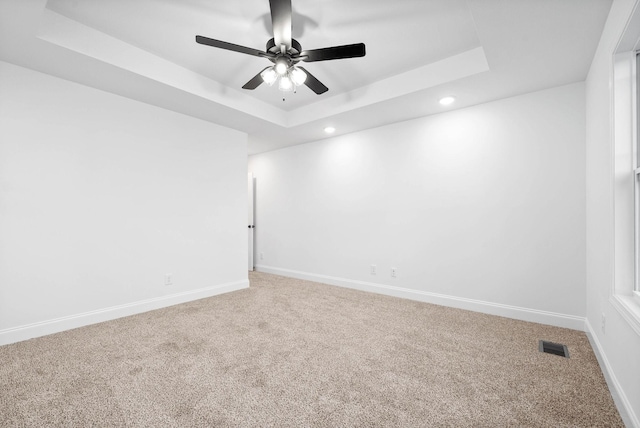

left=249, top=82, right=586, bottom=321
left=0, top=61, right=248, bottom=341
left=585, top=0, right=640, bottom=425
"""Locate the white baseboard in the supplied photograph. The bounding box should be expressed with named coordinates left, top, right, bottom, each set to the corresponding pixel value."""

left=585, top=319, right=639, bottom=428
left=255, top=265, right=586, bottom=331
left=0, top=279, right=249, bottom=346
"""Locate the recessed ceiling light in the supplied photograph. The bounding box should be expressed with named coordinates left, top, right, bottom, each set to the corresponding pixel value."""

left=439, top=96, right=456, bottom=106
left=324, top=126, right=336, bottom=134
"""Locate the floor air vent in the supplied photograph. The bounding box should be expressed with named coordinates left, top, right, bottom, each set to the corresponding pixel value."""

left=539, top=340, right=569, bottom=358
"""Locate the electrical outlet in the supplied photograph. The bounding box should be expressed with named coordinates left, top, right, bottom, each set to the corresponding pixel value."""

left=391, top=267, right=397, bottom=278
left=601, top=313, right=606, bottom=333
left=165, top=274, right=173, bottom=286
left=370, top=265, right=377, bottom=275
left=260, top=252, right=264, bottom=260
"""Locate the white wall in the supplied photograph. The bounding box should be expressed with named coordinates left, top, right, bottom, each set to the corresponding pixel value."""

left=249, top=82, right=586, bottom=329
left=586, top=0, right=640, bottom=425
left=0, top=61, right=248, bottom=344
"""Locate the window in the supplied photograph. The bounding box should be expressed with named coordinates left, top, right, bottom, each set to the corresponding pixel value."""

left=612, top=30, right=640, bottom=332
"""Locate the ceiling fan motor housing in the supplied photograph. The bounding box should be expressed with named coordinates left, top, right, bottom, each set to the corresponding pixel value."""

left=267, top=38, right=302, bottom=58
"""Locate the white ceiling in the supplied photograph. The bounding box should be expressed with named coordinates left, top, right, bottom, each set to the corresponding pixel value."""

left=0, top=0, right=612, bottom=154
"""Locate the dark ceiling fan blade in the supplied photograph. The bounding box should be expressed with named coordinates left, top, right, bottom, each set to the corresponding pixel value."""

left=269, top=0, right=292, bottom=50
left=297, top=67, right=328, bottom=95
left=195, top=35, right=268, bottom=57
left=242, top=67, right=270, bottom=90
left=301, top=43, right=366, bottom=62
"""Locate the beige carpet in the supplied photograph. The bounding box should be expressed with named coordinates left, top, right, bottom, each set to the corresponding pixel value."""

left=0, top=272, right=623, bottom=427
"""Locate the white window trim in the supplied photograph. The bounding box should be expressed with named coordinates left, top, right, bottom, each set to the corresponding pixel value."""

left=634, top=54, right=640, bottom=308
left=611, top=10, right=640, bottom=335
left=636, top=53, right=640, bottom=299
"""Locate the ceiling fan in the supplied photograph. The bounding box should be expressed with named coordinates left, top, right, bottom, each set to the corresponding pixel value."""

left=195, top=0, right=366, bottom=95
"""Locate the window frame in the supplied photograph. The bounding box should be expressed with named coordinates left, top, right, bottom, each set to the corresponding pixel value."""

left=635, top=51, right=640, bottom=304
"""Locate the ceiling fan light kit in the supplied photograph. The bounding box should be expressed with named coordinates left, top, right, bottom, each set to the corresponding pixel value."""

left=195, top=0, right=366, bottom=95
left=261, top=64, right=307, bottom=91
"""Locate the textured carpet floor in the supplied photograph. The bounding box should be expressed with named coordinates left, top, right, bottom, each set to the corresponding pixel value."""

left=0, top=272, right=623, bottom=427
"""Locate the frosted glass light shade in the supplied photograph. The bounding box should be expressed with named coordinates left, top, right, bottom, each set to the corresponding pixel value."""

left=278, top=75, right=293, bottom=91
left=290, top=67, right=307, bottom=86
left=275, top=60, right=288, bottom=75
left=260, top=67, right=278, bottom=86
